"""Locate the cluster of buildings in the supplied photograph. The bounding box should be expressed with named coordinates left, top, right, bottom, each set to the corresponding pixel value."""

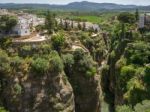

left=0, top=8, right=101, bottom=37
left=0, top=8, right=10, bottom=15
left=139, top=13, right=150, bottom=28
left=0, top=8, right=45, bottom=36
left=12, top=14, right=45, bottom=36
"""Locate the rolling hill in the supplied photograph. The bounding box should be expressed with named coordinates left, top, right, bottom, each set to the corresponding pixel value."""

left=0, top=1, right=149, bottom=11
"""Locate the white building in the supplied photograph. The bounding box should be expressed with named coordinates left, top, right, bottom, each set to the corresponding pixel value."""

left=0, top=9, right=8, bottom=15
left=139, top=13, right=150, bottom=28
left=12, top=14, right=45, bottom=36
left=13, top=17, right=30, bottom=36
left=139, top=15, right=145, bottom=28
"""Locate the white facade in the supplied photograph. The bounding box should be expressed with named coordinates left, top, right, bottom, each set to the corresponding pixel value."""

left=139, top=13, right=150, bottom=28
left=12, top=14, right=45, bottom=36
left=139, top=15, right=145, bottom=28
left=0, top=9, right=8, bottom=15
left=13, top=17, right=30, bottom=36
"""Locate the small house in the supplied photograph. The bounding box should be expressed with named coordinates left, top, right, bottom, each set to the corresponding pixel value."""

left=13, top=17, right=30, bottom=36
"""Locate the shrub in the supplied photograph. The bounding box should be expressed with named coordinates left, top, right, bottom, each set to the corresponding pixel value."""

left=40, top=44, right=51, bottom=54
left=32, top=58, right=49, bottom=75
left=125, top=42, right=150, bottom=65
left=110, top=50, right=116, bottom=59
left=0, top=107, right=9, bottom=112
left=10, top=56, right=24, bottom=71
left=51, top=33, right=65, bottom=52
left=143, top=66, right=150, bottom=85
left=86, top=67, right=97, bottom=77
left=116, top=57, right=127, bottom=69
left=0, top=15, right=17, bottom=33
left=120, top=65, right=135, bottom=81
left=35, top=25, right=45, bottom=32
left=62, top=54, right=74, bottom=68
left=73, top=49, right=85, bottom=61
left=50, top=56, right=64, bottom=73
left=14, top=83, right=22, bottom=95
left=0, top=49, right=10, bottom=74
left=0, top=37, right=12, bottom=49
left=130, top=54, right=145, bottom=65
left=134, top=100, right=150, bottom=112
left=74, top=49, right=97, bottom=77
left=124, top=78, right=146, bottom=106
left=118, top=12, right=136, bottom=24
left=118, top=65, right=136, bottom=92
left=20, top=45, right=32, bottom=57
left=116, top=105, right=133, bottom=112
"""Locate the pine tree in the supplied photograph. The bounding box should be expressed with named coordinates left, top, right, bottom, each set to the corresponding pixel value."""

left=64, top=20, right=68, bottom=30
left=45, top=11, right=55, bottom=34
left=135, top=9, right=139, bottom=21
left=82, top=22, right=86, bottom=31
left=78, top=22, right=82, bottom=30
left=71, top=20, right=74, bottom=29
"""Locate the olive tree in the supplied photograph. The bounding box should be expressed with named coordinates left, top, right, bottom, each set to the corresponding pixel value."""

left=0, top=15, right=17, bottom=34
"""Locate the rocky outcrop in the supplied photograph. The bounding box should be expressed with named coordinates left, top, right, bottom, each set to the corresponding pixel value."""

left=67, top=72, right=101, bottom=112
left=1, top=72, right=75, bottom=112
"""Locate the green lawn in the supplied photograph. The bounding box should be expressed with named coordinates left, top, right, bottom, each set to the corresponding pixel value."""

left=63, top=13, right=118, bottom=24
left=70, top=15, right=104, bottom=23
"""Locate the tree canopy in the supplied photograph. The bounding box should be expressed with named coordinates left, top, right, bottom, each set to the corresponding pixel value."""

left=0, top=15, right=17, bottom=34
left=118, top=12, right=136, bottom=24
left=45, top=11, right=56, bottom=34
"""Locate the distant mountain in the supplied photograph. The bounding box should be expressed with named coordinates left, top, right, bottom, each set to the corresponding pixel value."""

left=0, top=1, right=149, bottom=11
left=66, top=1, right=137, bottom=10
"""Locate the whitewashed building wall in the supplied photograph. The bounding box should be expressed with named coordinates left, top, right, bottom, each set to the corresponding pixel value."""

left=139, top=15, right=145, bottom=28
left=13, top=17, right=30, bottom=36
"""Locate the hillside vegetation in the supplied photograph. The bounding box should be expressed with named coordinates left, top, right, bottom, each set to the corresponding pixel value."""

left=0, top=8, right=150, bottom=112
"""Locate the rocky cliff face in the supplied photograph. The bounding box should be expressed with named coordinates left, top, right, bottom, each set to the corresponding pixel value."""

left=1, top=72, right=75, bottom=112
left=1, top=70, right=101, bottom=112
left=0, top=47, right=102, bottom=112
left=68, top=72, right=101, bottom=112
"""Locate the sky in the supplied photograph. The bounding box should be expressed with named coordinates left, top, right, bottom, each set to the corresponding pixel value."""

left=0, top=0, right=150, bottom=6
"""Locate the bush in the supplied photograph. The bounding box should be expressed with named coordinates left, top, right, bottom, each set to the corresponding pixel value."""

left=120, top=65, right=135, bottom=81
left=62, top=54, right=74, bottom=68
left=86, top=67, right=97, bottom=77
left=20, top=45, right=32, bottom=57
left=116, top=105, right=133, bottom=112
left=40, top=44, right=51, bottom=54
left=0, top=15, right=17, bottom=33
left=134, top=100, right=150, bottom=112
left=0, top=107, right=9, bottom=112
left=73, top=49, right=96, bottom=77
left=125, top=42, right=150, bottom=65
left=118, top=12, right=136, bottom=24
left=110, top=50, right=116, bottom=59
left=51, top=33, right=65, bottom=52
left=116, top=57, right=127, bottom=69
left=14, top=83, right=22, bottom=95
left=10, top=56, right=24, bottom=71
left=118, top=65, right=136, bottom=92
left=0, top=49, right=10, bottom=74
left=0, top=38, right=12, bottom=49
left=143, top=66, right=150, bottom=85
left=73, top=49, right=85, bottom=61
left=50, top=56, right=64, bottom=73
left=32, top=58, right=49, bottom=75
left=124, top=78, right=146, bottom=106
